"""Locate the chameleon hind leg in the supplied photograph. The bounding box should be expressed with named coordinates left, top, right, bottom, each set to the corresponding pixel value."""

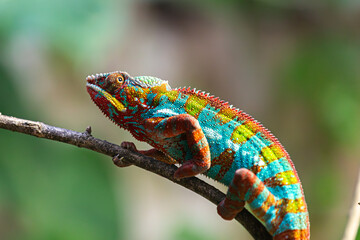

left=144, top=114, right=211, bottom=179
left=218, top=168, right=310, bottom=239
left=217, top=168, right=276, bottom=221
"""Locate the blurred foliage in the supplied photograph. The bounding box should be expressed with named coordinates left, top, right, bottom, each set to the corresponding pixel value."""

left=0, top=0, right=130, bottom=66
left=279, top=35, right=360, bottom=239
left=172, top=223, right=218, bottom=240
left=0, top=0, right=127, bottom=239
left=282, top=37, right=360, bottom=148
left=0, top=67, right=124, bottom=239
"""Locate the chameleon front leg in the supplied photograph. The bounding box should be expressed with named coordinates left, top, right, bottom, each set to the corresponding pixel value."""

left=117, top=141, right=177, bottom=165
left=113, top=142, right=173, bottom=167
left=145, top=114, right=211, bottom=179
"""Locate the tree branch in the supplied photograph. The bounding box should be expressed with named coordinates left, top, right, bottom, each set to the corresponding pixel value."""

left=0, top=113, right=271, bottom=240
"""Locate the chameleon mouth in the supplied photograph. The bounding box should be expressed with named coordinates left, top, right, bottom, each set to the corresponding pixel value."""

left=86, top=81, right=127, bottom=113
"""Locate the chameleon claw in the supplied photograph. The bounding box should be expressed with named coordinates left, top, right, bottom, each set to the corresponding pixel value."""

left=113, top=141, right=137, bottom=168
left=112, top=154, right=132, bottom=168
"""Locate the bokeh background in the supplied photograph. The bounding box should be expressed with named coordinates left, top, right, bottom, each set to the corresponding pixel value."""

left=0, top=0, right=360, bottom=239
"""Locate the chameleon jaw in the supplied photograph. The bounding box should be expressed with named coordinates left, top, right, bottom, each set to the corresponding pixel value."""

left=86, top=82, right=127, bottom=113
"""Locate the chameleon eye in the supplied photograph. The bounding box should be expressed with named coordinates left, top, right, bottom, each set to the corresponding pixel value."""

left=104, top=73, right=125, bottom=93
left=116, top=75, right=124, bottom=84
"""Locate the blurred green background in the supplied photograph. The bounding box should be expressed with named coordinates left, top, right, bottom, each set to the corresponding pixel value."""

left=0, top=0, right=359, bottom=239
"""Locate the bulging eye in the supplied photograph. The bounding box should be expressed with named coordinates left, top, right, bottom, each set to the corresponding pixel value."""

left=116, top=76, right=124, bottom=84
left=104, top=73, right=125, bottom=93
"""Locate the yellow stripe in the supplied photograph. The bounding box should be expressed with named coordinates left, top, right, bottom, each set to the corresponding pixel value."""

left=215, top=107, right=237, bottom=125
left=269, top=144, right=286, bottom=159
left=273, top=170, right=298, bottom=186
left=185, top=95, right=209, bottom=118
left=261, top=146, right=278, bottom=163
left=100, top=89, right=126, bottom=112
left=283, top=197, right=307, bottom=213
left=164, top=90, right=179, bottom=102
left=231, top=124, right=255, bottom=144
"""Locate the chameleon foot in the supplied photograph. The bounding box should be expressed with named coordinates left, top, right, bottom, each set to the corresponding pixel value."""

left=121, top=141, right=138, bottom=151
left=217, top=199, right=244, bottom=220
left=174, top=160, right=210, bottom=180
left=112, top=154, right=132, bottom=167
left=112, top=141, right=138, bottom=167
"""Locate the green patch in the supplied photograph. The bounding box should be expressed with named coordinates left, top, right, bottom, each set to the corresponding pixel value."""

left=164, top=90, right=180, bottom=103
left=230, top=124, right=253, bottom=144
left=215, top=107, right=237, bottom=124
left=185, top=95, right=209, bottom=118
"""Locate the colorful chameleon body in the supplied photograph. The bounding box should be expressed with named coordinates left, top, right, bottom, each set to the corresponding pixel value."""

left=86, top=71, right=310, bottom=239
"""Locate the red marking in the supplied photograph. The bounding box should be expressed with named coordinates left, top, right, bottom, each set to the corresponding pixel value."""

left=250, top=158, right=265, bottom=175
left=252, top=193, right=276, bottom=220
left=211, top=148, right=235, bottom=181
left=247, top=180, right=265, bottom=203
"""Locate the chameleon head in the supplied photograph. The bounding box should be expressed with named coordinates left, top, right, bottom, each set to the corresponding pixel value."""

left=86, top=71, right=134, bottom=125
left=86, top=71, right=147, bottom=127
left=86, top=71, right=172, bottom=125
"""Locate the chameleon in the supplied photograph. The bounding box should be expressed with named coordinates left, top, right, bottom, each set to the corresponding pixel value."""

left=86, top=71, right=310, bottom=239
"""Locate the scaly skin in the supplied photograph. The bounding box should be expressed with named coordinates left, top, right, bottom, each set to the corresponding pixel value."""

left=86, top=71, right=310, bottom=239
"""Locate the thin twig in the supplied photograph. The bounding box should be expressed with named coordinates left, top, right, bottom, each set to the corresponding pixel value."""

left=342, top=168, right=360, bottom=240
left=0, top=113, right=271, bottom=240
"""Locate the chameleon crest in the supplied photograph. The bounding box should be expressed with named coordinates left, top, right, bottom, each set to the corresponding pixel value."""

left=87, top=71, right=310, bottom=240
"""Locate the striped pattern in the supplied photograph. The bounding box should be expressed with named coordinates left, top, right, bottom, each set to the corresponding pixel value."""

left=87, top=72, right=310, bottom=239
